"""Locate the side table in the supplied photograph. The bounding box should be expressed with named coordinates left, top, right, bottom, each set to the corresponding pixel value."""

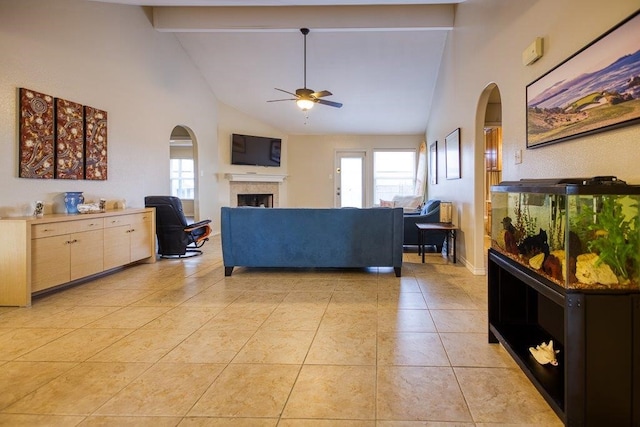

left=416, top=222, right=458, bottom=263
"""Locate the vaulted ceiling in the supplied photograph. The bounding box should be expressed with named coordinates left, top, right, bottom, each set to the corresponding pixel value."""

left=90, top=0, right=464, bottom=135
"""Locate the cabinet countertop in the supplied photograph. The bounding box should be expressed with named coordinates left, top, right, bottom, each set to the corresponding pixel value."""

left=0, top=208, right=153, bottom=224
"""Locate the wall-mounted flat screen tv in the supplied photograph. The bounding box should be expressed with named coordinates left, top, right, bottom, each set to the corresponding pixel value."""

left=231, top=133, right=281, bottom=167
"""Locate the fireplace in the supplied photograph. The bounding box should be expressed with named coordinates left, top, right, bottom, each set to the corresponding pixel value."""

left=238, top=193, right=273, bottom=208
left=230, top=181, right=280, bottom=207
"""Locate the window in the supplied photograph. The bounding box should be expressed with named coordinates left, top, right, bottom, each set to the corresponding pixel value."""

left=373, top=150, right=416, bottom=204
left=170, top=158, right=195, bottom=200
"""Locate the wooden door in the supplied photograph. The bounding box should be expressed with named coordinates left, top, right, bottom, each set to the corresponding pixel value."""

left=32, top=234, right=71, bottom=291
left=70, top=229, right=104, bottom=280
left=129, top=214, right=153, bottom=262
left=103, top=224, right=131, bottom=270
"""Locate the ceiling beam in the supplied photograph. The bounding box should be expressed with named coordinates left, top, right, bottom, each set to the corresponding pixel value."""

left=152, top=4, right=454, bottom=32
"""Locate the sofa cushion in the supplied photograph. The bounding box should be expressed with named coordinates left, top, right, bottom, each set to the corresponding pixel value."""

left=421, top=199, right=440, bottom=215
left=392, top=195, right=422, bottom=209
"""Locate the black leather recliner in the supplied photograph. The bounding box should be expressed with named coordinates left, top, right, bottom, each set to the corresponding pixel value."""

left=144, top=196, right=211, bottom=258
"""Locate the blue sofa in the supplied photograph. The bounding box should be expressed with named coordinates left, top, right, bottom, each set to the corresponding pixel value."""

left=403, top=200, right=444, bottom=249
left=221, top=207, right=404, bottom=277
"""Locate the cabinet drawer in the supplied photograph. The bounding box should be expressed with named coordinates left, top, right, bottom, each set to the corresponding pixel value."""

left=32, top=222, right=72, bottom=239
left=74, top=217, right=104, bottom=232
left=32, top=218, right=104, bottom=239
left=130, top=212, right=152, bottom=226
left=104, top=215, right=130, bottom=229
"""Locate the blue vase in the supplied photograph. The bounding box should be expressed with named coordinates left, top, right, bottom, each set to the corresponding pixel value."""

left=64, top=192, right=84, bottom=214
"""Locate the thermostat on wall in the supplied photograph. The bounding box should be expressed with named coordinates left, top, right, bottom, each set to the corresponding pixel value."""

left=522, top=37, right=543, bottom=66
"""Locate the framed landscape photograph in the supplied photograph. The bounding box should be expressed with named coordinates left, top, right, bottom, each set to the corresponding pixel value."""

left=526, top=10, right=640, bottom=148
left=445, top=128, right=460, bottom=180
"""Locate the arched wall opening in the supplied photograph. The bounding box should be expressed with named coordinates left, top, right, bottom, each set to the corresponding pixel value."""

left=169, top=125, right=200, bottom=220
left=474, top=83, right=502, bottom=272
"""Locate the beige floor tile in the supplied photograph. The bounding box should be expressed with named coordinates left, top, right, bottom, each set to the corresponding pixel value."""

left=131, top=286, right=205, bottom=307
left=377, top=422, right=474, bottom=426
left=377, top=309, right=437, bottom=333
left=78, top=289, right=156, bottom=306
left=15, top=305, right=120, bottom=329
left=78, top=415, right=182, bottom=426
left=305, top=327, right=376, bottom=365
left=234, top=291, right=288, bottom=305
left=88, top=328, right=192, bottom=363
left=83, top=306, right=171, bottom=329
left=178, top=417, right=278, bottom=426
left=282, top=365, right=376, bottom=420
left=232, top=329, right=315, bottom=364
left=188, top=364, right=299, bottom=418
left=422, top=290, right=478, bottom=310
left=0, top=414, right=85, bottom=426
left=430, top=310, right=488, bottom=333
left=180, top=288, right=243, bottom=307
left=0, top=361, right=76, bottom=410
left=377, top=332, right=450, bottom=366
left=378, top=276, right=421, bottom=293
left=95, top=362, right=224, bottom=416
left=259, top=305, right=326, bottom=331
left=279, top=420, right=374, bottom=426
left=376, top=366, right=472, bottom=422
left=1, top=236, right=560, bottom=424
left=162, top=329, right=254, bottom=363
left=0, top=328, right=74, bottom=361
left=440, top=333, right=517, bottom=368
left=378, top=292, right=428, bottom=309
left=328, top=290, right=378, bottom=309
left=280, top=290, right=333, bottom=303
left=2, top=362, right=150, bottom=415
left=17, top=328, right=133, bottom=362
left=455, top=367, right=563, bottom=425
left=141, top=306, right=221, bottom=331
left=319, top=307, right=377, bottom=333
left=201, top=303, right=276, bottom=331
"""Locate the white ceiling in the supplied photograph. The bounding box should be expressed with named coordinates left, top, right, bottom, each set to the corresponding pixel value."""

left=90, top=0, right=464, bottom=135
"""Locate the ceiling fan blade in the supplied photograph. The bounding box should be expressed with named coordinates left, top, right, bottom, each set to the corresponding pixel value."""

left=267, top=98, right=297, bottom=102
left=316, top=99, right=343, bottom=108
left=312, top=90, right=332, bottom=98
left=274, top=88, right=299, bottom=97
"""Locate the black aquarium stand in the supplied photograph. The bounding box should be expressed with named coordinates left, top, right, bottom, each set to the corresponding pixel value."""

left=488, top=249, right=640, bottom=425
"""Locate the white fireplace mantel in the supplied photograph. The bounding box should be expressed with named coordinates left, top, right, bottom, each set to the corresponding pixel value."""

left=224, top=173, right=287, bottom=183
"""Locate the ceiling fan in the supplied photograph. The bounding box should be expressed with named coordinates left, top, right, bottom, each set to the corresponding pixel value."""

left=268, top=28, right=343, bottom=111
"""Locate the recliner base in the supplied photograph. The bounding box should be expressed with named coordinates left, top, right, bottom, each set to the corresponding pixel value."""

left=159, top=249, right=203, bottom=259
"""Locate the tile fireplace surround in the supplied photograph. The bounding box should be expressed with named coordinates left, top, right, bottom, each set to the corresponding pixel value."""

left=230, top=181, right=280, bottom=207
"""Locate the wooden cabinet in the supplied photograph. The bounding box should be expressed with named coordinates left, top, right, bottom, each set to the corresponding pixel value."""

left=0, top=208, right=155, bottom=306
left=104, top=212, right=154, bottom=270
left=31, top=218, right=104, bottom=292
left=488, top=249, right=640, bottom=425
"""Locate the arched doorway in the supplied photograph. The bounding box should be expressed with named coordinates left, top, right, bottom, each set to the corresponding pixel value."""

left=169, top=125, right=199, bottom=220
left=475, top=84, right=502, bottom=272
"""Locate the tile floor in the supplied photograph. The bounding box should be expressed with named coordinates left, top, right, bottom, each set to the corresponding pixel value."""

left=0, top=236, right=562, bottom=426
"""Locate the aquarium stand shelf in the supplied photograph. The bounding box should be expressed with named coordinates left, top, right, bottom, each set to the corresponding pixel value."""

left=488, top=249, right=640, bottom=425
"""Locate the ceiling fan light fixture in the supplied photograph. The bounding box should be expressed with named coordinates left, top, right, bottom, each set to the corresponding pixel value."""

left=296, top=98, right=314, bottom=111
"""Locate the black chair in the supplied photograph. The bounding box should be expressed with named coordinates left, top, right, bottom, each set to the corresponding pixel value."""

left=144, top=196, right=212, bottom=258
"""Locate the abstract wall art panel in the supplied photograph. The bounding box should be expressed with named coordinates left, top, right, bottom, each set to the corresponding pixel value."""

left=55, top=98, right=84, bottom=179
left=84, top=106, right=108, bottom=180
left=19, top=88, right=55, bottom=178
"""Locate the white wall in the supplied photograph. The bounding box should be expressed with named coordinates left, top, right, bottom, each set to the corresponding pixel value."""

left=0, top=0, right=220, bottom=227
left=426, top=0, right=640, bottom=273
left=287, top=134, right=424, bottom=208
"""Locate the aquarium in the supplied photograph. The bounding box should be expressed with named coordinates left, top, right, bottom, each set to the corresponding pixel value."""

left=490, top=177, right=640, bottom=290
